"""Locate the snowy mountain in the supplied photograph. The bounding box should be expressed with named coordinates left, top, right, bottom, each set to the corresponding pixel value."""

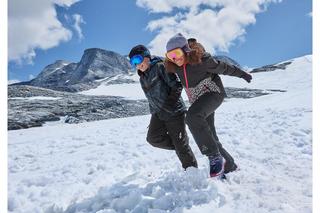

left=13, top=48, right=133, bottom=92
left=8, top=55, right=312, bottom=213
left=10, top=48, right=294, bottom=94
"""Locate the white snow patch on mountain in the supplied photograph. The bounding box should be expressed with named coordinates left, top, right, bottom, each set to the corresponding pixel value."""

left=9, top=96, right=62, bottom=101
left=222, top=55, right=312, bottom=91
left=79, top=74, right=144, bottom=99
left=80, top=83, right=145, bottom=100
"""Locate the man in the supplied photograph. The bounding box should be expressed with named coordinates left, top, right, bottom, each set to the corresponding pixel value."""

left=128, top=45, right=197, bottom=169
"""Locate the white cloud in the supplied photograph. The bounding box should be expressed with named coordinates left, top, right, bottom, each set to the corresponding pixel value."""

left=8, top=0, right=81, bottom=64
left=72, top=14, right=85, bottom=40
left=307, top=12, right=312, bottom=18
left=136, top=0, right=282, bottom=56
left=28, top=74, right=35, bottom=80
left=53, top=0, right=79, bottom=7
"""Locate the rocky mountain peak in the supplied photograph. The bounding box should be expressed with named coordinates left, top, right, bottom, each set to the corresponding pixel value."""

left=13, top=48, right=133, bottom=92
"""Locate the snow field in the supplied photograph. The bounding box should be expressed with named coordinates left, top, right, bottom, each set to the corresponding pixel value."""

left=8, top=55, right=312, bottom=212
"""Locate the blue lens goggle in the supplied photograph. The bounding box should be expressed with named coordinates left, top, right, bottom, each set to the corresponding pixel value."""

left=130, top=55, right=144, bottom=67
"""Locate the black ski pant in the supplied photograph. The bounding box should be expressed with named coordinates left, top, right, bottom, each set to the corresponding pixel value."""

left=146, top=113, right=198, bottom=169
left=185, top=92, right=236, bottom=173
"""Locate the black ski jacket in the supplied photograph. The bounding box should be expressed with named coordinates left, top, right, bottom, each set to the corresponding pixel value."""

left=138, top=57, right=186, bottom=120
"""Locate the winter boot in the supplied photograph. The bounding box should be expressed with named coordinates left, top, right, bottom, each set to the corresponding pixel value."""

left=208, top=154, right=225, bottom=178
left=224, top=163, right=238, bottom=174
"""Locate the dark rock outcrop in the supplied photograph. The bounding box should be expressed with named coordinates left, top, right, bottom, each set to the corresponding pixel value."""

left=250, top=61, right=292, bottom=73
left=8, top=85, right=281, bottom=130
left=8, top=85, right=149, bottom=130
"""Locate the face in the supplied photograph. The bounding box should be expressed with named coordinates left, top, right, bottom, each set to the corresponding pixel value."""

left=166, top=48, right=186, bottom=67
left=136, top=57, right=150, bottom=72
left=172, top=55, right=186, bottom=67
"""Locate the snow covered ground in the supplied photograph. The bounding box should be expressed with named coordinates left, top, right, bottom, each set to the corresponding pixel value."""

left=8, top=55, right=312, bottom=213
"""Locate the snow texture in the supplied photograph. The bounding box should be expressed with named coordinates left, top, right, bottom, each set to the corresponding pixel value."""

left=8, top=55, right=312, bottom=213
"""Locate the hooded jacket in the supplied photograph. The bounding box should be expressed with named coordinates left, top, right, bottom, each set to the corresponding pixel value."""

left=175, top=52, right=247, bottom=103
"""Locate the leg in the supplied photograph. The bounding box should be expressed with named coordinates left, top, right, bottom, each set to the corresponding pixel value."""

left=185, top=92, right=224, bottom=156
left=146, top=114, right=175, bottom=150
left=206, top=112, right=236, bottom=173
left=165, top=113, right=198, bottom=169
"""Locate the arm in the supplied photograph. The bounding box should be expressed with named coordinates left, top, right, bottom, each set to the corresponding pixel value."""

left=159, top=64, right=183, bottom=111
left=206, top=57, right=252, bottom=82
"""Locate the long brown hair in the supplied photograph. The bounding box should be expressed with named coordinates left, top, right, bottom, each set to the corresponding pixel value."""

left=164, top=42, right=205, bottom=73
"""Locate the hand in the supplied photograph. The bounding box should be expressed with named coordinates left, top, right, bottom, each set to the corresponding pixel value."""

left=241, top=72, right=252, bottom=83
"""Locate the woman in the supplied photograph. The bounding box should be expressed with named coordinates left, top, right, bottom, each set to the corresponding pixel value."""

left=164, top=33, right=252, bottom=178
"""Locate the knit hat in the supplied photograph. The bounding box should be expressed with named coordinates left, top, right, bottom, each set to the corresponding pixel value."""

left=166, top=33, right=191, bottom=53
left=129, top=45, right=151, bottom=59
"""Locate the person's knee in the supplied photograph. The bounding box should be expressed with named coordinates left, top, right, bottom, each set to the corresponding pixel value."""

left=186, top=111, right=204, bottom=127
left=146, top=135, right=158, bottom=147
left=146, top=139, right=161, bottom=148
left=146, top=135, right=174, bottom=150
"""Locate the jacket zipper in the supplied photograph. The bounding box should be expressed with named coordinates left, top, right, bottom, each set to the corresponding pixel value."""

left=183, top=63, right=191, bottom=100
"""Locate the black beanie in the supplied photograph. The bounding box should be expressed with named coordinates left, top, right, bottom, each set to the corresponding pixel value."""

left=129, top=45, right=151, bottom=59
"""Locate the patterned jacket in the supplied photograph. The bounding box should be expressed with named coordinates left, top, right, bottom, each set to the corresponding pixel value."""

left=175, top=53, right=247, bottom=104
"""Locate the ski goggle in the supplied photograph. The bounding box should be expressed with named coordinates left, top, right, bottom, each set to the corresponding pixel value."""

left=130, top=55, right=144, bottom=67
left=165, top=48, right=184, bottom=62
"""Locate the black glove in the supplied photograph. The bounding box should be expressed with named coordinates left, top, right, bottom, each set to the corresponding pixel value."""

left=241, top=72, right=252, bottom=83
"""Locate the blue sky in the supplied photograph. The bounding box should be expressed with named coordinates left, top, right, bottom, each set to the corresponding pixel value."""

left=8, top=0, right=312, bottom=82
